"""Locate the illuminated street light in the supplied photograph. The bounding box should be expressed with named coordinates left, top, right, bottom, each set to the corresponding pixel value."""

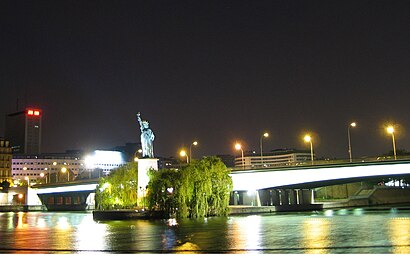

left=134, top=149, right=143, bottom=162
left=189, top=141, right=198, bottom=163
left=348, top=122, right=356, bottom=162
left=180, top=150, right=188, bottom=164
left=24, top=176, right=30, bottom=187
left=260, top=132, right=269, bottom=167
left=387, top=125, right=397, bottom=160
left=61, top=167, right=70, bottom=181
left=304, top=134, right=314, bottom=165
left=235, top=143, right=245, bottom=169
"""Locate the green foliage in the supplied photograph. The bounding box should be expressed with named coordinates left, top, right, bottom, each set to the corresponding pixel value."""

left=0, top=180, right=11, bottom=193
left=147, top=169, right=180, bottom=213
left=146, top=156, right=233, bottom=218
left=95, top=162, right=139, bottom=210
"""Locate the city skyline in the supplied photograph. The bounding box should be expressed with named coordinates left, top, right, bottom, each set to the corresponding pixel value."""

left=1, top=1, right=409, bottom=158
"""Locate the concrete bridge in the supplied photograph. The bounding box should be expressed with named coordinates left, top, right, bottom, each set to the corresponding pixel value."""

left=229, top=159, right=410, bottom=207
left=9, top=159, right=410, bottom=211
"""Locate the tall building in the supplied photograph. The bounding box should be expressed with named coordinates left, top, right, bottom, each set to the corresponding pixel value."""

left=5, top=108, right=42, bottom=154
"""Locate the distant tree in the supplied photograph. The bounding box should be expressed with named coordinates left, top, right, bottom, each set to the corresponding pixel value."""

left=95, top=162, right=138, bottom=210
left=0, top=180, right=11, bottom=193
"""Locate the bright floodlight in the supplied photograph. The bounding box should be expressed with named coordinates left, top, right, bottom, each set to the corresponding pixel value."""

left=61, top=167, right=67, bottom=173
left=263, top=132, right=269, bottom=138
left=192, top=141, right=198, bottom=146
left=84, top=150, right=125, bottom=170
left=350, top=122, right=356, bottom=127
left=304, top=135, right=312, bottom=143
left=387, top=126, right=395, bottom=134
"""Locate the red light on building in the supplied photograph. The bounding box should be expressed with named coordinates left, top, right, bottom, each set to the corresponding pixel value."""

left=26, top=109, right=41, bottom=117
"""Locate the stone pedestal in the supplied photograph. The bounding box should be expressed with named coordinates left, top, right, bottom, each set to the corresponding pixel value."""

left=137, top=158, right=158, bottom=198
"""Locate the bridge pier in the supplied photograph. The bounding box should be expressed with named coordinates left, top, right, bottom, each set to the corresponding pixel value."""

left=230, top=189, right=314, bottom=207
left=252, top=188, right=314, bottom=206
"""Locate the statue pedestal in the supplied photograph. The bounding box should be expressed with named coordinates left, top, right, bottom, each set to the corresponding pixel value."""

left=137, top=158, right=158, bottom=198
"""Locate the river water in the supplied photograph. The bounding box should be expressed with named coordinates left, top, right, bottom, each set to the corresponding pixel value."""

left=1, top=208, right=410, bottom=254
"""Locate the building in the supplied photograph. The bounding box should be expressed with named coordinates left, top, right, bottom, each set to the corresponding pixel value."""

left=12, top=150, right=127, bottom=186
left=11, top=153, right=85, bottom=186
left=0, top=138, right=12, bottom=184
left=5, top=108, right=42, bottom=154
left=234, top=148, right=313, bottom=169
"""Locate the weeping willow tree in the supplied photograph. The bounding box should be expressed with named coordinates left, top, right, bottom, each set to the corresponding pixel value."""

left=147, top=169, right=181, bottom=214
left=95, top=162, right=139, bottom=210
left=147, top=156, right=233, bottom=218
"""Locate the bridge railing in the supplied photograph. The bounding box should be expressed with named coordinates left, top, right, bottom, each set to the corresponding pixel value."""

left=230, top=155, right=410, bottom=171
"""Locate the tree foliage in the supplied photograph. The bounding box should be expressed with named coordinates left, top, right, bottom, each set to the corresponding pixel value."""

left=95, top=162, right=139, bottom=210
left=147, top=169, right=181, bottom=213
left=0, top=180, right=11, bottom=193
left=147, top=156, right=233, bottom=218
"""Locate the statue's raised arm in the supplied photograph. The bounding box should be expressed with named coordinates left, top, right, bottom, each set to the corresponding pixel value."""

left=137, top=112, right=142, bottom=129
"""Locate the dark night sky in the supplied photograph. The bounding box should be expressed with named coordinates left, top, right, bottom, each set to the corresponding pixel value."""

left=1, top=0, right=409, bottom=159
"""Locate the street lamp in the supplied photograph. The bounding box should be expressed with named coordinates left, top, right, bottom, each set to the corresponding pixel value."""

left=189, top=141, right=198, bottom=163
left=387, top=125, right=397, bottom=160
left=134, top=149, right=143, bottom=162
left=348, top=122, right=356, bottom=162
left=235, top=143, right=245, bottom=169
left=24, top=176, right=30, bottom=187
left=180, top=150, right=188, bottom=164
left=61, top=167, right=69, bottom=181
left=304, top=134, right=314, bottom=165
left=260, top=132, right=269, bottom=167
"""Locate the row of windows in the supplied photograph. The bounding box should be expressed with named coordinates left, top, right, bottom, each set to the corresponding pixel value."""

left=13, top=167, right=80, bottom=171
left=47, top=196, right=83, bottom=205
left=13, top=173, right=79, bottom=176
left=0, top=170, right=11, bottom=176
left=12, top=162, right=82, bottom=165
left=0, top=141, right=10, bottom=147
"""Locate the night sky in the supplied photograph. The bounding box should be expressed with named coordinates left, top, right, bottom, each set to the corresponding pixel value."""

left=1, top=0, right=409, bottom=159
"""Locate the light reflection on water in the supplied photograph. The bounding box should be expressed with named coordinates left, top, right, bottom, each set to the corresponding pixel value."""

left=1, top=209, right=410, bottom=253
left=302, top=218, right=331, bottom=254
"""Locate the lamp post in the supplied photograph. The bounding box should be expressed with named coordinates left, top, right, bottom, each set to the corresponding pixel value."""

left=260, top=132, right=269, bottom=167
left=61, top=167, right=69, bottom=181
left=180, top=150, right=188, bottom=164
left=387, top=126, right=397, bottom=160
left=235, top=143, right=245, bottom=169
left=24, top=176, right=30, bottom=187
left=134, top=149, right=143, bottom=162
left=304, top=135, right=314, bottom=165
left=348, top=122, right=356, bottom=162
left=189, top=141, right=198, bottom=163
left=39, top=172, right=45, bottom=184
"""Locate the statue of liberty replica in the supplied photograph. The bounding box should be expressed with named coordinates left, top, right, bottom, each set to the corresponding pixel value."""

left=136, top=112, right=158, bottom=205
left=137, top=112, right=155, bottom=158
